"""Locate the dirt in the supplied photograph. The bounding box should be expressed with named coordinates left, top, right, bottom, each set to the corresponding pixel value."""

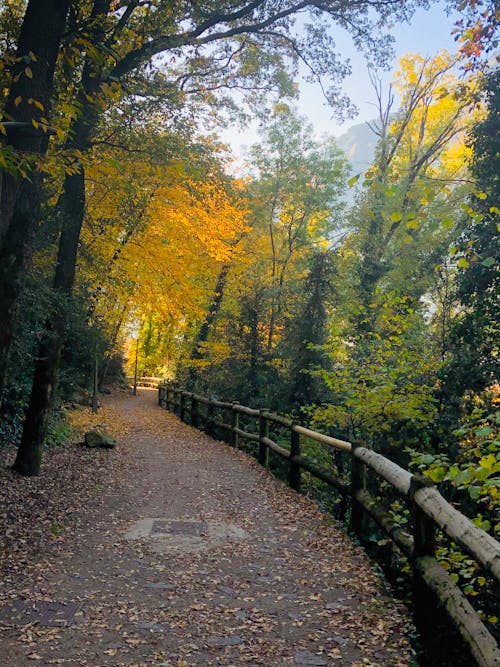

left=0, top=388, right=415, bottom=666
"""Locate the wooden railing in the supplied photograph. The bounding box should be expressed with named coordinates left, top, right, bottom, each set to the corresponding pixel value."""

left=158, top=382, right=500, bottom=667
left=127, top=375, right=164, bottom=388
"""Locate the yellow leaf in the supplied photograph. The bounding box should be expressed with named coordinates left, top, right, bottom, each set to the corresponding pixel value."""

left=14, top=95, right=22, bottom=107
left=103, top=649, right=116, bottom=656
left=25, top=66, right=33, bottom=79
left=0, top=123, right=6, bottom=136
left=390, top=212, right=403, bottom=223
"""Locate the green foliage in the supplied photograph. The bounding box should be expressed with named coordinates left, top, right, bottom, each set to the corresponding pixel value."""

left=410, top=407, right=500, bottom=535
left=45, top=412, right=75, bottom=448
left=314, top=294, right=437, bottom=446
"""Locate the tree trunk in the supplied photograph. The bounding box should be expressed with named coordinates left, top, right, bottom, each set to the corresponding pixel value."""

left=0, top=0, right=69, bottom=246
left=13, top=167, right=86, bottom=475
left=0, top=175, right=42, bottom=399
left=0, top=0, right=69, bottom=405
left=13, top=0, right=110, bottom=475
left=188, top=262, right=231, bottom=389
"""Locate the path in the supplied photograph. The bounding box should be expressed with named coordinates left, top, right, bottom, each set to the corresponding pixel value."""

left=0, top=389, right=414, bottom=666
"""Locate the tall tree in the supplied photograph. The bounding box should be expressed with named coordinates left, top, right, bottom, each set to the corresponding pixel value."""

left=286, top=250, right=334, bottom=413
left=0, top=0, right=69, bottom=402
left=11, top=0, right=428, bottom=473
left=186, top=108, right=348, bottom=406
left=441, top=68, right=499, bottom=404
left=314, top=51, right=481, bottom=448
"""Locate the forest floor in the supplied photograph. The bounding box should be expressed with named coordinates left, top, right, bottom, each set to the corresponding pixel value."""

left=0, top=389, right=415, bottom=667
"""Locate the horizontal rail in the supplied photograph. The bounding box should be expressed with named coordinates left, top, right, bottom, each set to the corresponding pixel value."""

left=212, top=399, right=233, bottom=409
left=262, top=436, right=290, bottom=459
left=293, top=455, right=349, bottom=493
left=293, top=424, right=352, bottom=452
left=414, top=486, right=500, bottom=582
left=354, top=447, right=412, bottom=495
left=355, top=488, right=413, bottom=557
left=233, top=404, right=260, bottom=417
left=415, top=556, right=500, bottom=667
left=262, top=411, right=293, bottom=428
left=159, top=382, right=500, bottom=663
left=234, top=427, right=259, bottom=442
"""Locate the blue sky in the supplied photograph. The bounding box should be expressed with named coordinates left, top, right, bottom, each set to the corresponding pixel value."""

left=302, top=2, right=461, bottom=135
left=221, top=2, right=461, bottom=162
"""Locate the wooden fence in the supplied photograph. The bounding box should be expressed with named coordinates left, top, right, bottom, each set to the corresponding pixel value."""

left=158, top=382, right=500, bottom=667
left=127, top=375, right=164, bottom=389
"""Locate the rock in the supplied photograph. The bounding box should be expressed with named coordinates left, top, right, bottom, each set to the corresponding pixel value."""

left=84, top=429, right=116, bottom=449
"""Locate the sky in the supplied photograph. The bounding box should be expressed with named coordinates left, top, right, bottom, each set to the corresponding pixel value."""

left=220, top=1, right=461, bottom=164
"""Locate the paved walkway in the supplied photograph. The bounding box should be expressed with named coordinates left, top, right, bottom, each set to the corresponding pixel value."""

left=0, top=389, right=413, bottom=666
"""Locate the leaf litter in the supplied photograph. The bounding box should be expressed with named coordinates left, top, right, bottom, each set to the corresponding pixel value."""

left=0, top=388, right=415, bottom=665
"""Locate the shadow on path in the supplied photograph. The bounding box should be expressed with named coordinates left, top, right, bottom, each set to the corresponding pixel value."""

left=0, top=389, right=414, bottom=666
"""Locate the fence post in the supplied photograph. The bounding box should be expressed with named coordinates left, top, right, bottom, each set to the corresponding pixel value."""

left=410, top=474, right=438, bottom=661
left=206, top=400, right=215, bottom=437
left=259, top=409, right=269, bottom=467
left=350, top=441, right=366, bottom=534
left=191, top=395, right=199, bottom=428
left=289, top=424, right=301, bottom=491
left=231, top=402, right=239, bottom=448
left=158, top=384, right=164, bottom=407
left=166, top=384, right=171, bottom=411
left=410, top=474, right=436, bottom=557
left=180, top=391, right=186, bottom=422
left=174, top=385, right=180, bottom=415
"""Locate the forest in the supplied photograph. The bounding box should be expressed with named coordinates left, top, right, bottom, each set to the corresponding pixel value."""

left=0, top=0, right=498, bottom=656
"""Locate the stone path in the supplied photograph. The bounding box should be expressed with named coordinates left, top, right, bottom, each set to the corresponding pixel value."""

left=0, top=389, right=414, bottom=666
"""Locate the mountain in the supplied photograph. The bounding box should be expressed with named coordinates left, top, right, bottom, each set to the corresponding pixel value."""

left=336, top=120, right=378, bottom=176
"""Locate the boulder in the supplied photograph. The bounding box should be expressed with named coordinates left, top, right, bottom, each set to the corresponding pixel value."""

left=84, top=429, right=116, bottom=449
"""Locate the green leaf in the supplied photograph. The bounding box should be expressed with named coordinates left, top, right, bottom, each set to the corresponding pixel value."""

left=428, top=466, right=446, bottom=483
left=468, top=486, right=481, bottom=500
left=475, top=426, right=493, bottom=437
left=481, top=257, right=496, bottom=268
left=390, top=212, right=403, bottom=223
left=347, top=173, right=361, bottom=187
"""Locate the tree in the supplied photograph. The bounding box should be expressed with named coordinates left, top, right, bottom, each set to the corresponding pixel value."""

left=349, top=52, right=477, bottom=332
left=186, top=108, right=348, bottom=406
left=8, top=0, right=431, bottom=474
left=285, top=250, right=335, bottom=413
left=248, top=106, right=348, bottom=351
left=0, top=0, right=70, bottom=403
left=313, top=51, right=481, bottom=449
left=441, top=68, right=499, bottom=406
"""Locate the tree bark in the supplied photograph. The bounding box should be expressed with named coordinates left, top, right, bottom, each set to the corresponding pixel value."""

left=13, top=166, right=86, bottom=475
left=0, top=0, right=69, bottom=246
left=0, top=0, right=69, bottom=406
left=13, top=1, right=109, bottom=475
left=187, top=262, right=231, bottom=389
